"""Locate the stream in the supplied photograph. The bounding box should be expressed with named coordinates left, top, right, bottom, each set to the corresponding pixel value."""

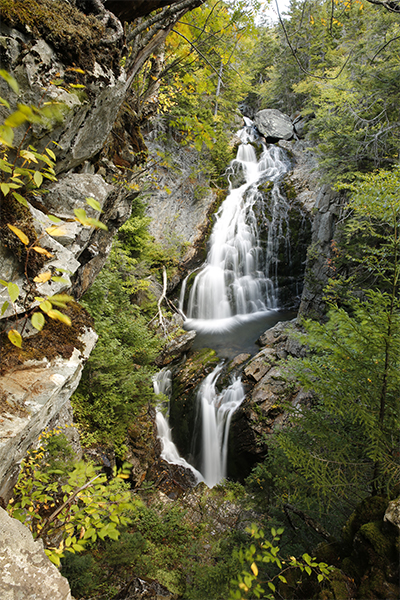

left=156, top=118, right=293, bottom=487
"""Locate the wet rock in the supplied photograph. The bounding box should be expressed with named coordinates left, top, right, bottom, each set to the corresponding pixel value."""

left=0, top=507, right=73, bottom=600
left=148, top=458, right=198, bottom=499
left=155, top=330, right=197, bottom=367
left=254, top=109, right=294, bottom=142
left=244, top=348, right=277, bottom=382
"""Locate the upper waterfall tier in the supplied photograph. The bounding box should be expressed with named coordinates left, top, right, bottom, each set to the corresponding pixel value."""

left=182, top=122, right=289, bottom=324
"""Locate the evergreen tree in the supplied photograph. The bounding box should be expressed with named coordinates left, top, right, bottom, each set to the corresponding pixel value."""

left=277, top=168, right=400, bottom=506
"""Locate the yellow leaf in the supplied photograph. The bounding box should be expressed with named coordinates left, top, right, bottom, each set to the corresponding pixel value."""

left=250, top=562, right=258, bottom=577
left=39, top=300, right=52, bottom=313
left=7, top=224, right=29, bottom=245
left=45, top=226, right=66, bottom=236
left=32, top=246, right=53, bottom=258
left=33, top=271, right=52, bottom=283
left=47, top=309, right=72, bottom=326
left=31, top=311, right=45, bottom=331
left=8, top=329, right=22, bottom=348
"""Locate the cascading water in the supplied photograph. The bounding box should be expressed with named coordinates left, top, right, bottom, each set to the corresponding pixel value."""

left=157, top=119, right=294, bottom=488
left=180, top=120, right=290, bottom=334
left=153, top=369, right=203, bottom=482
left=198, top=364, right=244, bottom=487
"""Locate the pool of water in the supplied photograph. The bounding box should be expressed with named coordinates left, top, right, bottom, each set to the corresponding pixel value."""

left=184, top=309, right=297, bottom=359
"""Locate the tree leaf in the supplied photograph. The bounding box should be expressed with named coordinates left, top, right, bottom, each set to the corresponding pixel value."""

left=32, top=246, right=53, bottom=258
left=45, top=226, right=66, bottom=236
left=20, top=150, right=38, bottom=163
left=0, top=70, right=19, bottom=94
left=317, top=574, right=324, bottom=583
left=85, top=218, right=107, bottom=230
left=8, top=329, right=22, bottom=348
left=0, top=96, right=10, bottom=109
left=47, top=309, right=71, bottom=326
left=33, top=171, right=43, bottom=188
left=7, top=224, right=29, bottom=245
left=8, top=282, right=20, bottom=302
left=47, top=214, right=62, bottom=224
left=31, top=311, right=46, bottom=331
left=33, top=272, right=52, bottom=283
left=1, top=301, right=9, bottom=315
left=4, top=109, right=28, bottom=128
left=0, top=125, right=14, bottom=147
left=12, top=192, right=29, bottom=207
left=51, top=276, right=69, bottom=284
left=85, top=197, right=102, bottom=212
left=1, top=182, right=10, bottom=196
left=39, top=300, right=52, bottom=314
left=46, top=148, right=56, bottom=160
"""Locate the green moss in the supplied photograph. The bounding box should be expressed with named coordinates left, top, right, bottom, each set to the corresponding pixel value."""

left=0, top=193, right=46, bottom=277
left=0, top=301, right=93, bottom=376
left=359, top=521, right=393, bottom=558
left=0, top=0, right=121, bottom=74
left=342, top=496, right=388, bottom=546
left=282, top=177, right=297, bottom=201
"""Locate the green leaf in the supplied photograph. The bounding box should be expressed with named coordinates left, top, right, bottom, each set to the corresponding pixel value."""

left=31, top=311, right=45, bottom=331
left=47, top=215, right=62, bottom=223
left=0, top=158, right=12, bottom=173
left=8, top=282, right=19, bottom=302
left=1, top=301, right=9, bottom=315
left=267, top=582, right=276, bottom=592
left=317, top=574, right=324, bottom=583
left=0, top=182, right=10, bottom=196
left=33, top=171, right=43, bottom=188
left=46, top=148, right=56, bottom=160
left=278, top=575, right=287, bottom=583
left=86, top=218, right=107, bottom=230
left=305, top=566, right=312, bottom=576
left=0, top=125, right=14, bottom=146
left=0, top=96, right=10, bottom=109
left=8, top=329, right=22, bottom=348
left=4, top=109, right=28, bottom=128
left=0, top=70, right=19, bottom=94
left=51, top=276, right=69, bottom=284
left=85, top=197, right=102, bottom=212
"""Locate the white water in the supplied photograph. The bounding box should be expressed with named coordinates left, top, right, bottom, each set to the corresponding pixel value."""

left=153, top=369, right=203, bottom=482
left=198, top=364, right=245, bottom=487
left=181, top=122, right=289, bottom=328
left=157, top=120, right=291, bottom=488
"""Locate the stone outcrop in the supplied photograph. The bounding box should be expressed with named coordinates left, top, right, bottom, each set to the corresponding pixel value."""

left=0, top=507, right=73, bottom=600
left=0, top=326, right=97, bottom=504
left=229, top=320, right=312, bottom=477
left=254, top=109, right=294, bottom=142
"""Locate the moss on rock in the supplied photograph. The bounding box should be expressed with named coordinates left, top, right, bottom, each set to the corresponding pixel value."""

left=0, top=0, right=121, bottom=74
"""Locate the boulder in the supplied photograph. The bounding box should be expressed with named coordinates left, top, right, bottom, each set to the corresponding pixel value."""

left=254, top=109, right=294, bottom=142
left=0, top=507, right=73, bottom=600
left=0, top=326, right=97, bottom=504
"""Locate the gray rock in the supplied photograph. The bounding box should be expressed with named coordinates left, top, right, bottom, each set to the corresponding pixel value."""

left=0, top=508, right=73, bottom=600
left=254, top=109, right=294, bottom=141
left=384, top=498, right=400, bottom=531
left=42, top=173, right=113, bottom=220
left=0, top=327, right=97, bottom=503
left=244, top=348, right=277, bottom=382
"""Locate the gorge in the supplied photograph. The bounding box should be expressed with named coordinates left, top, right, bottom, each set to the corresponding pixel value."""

left=0, top=1, right=398, bottom=599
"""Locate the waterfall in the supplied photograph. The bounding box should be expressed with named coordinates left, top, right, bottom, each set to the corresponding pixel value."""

left=198, top=364, right=245, bottom=487
left=181, top=121, right=290, bottom=333
left=153, top=369, right=203, bottom=482
left=164, top=119, right=292, bottom=488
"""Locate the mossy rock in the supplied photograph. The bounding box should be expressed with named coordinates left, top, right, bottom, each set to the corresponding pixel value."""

left=358, top=521, right=394, bottom=559
left=0, top=0, right=121, bottom=74
left=342, top=496, right=388, bottom=546
left=0, top=301, right=93, bottom=376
